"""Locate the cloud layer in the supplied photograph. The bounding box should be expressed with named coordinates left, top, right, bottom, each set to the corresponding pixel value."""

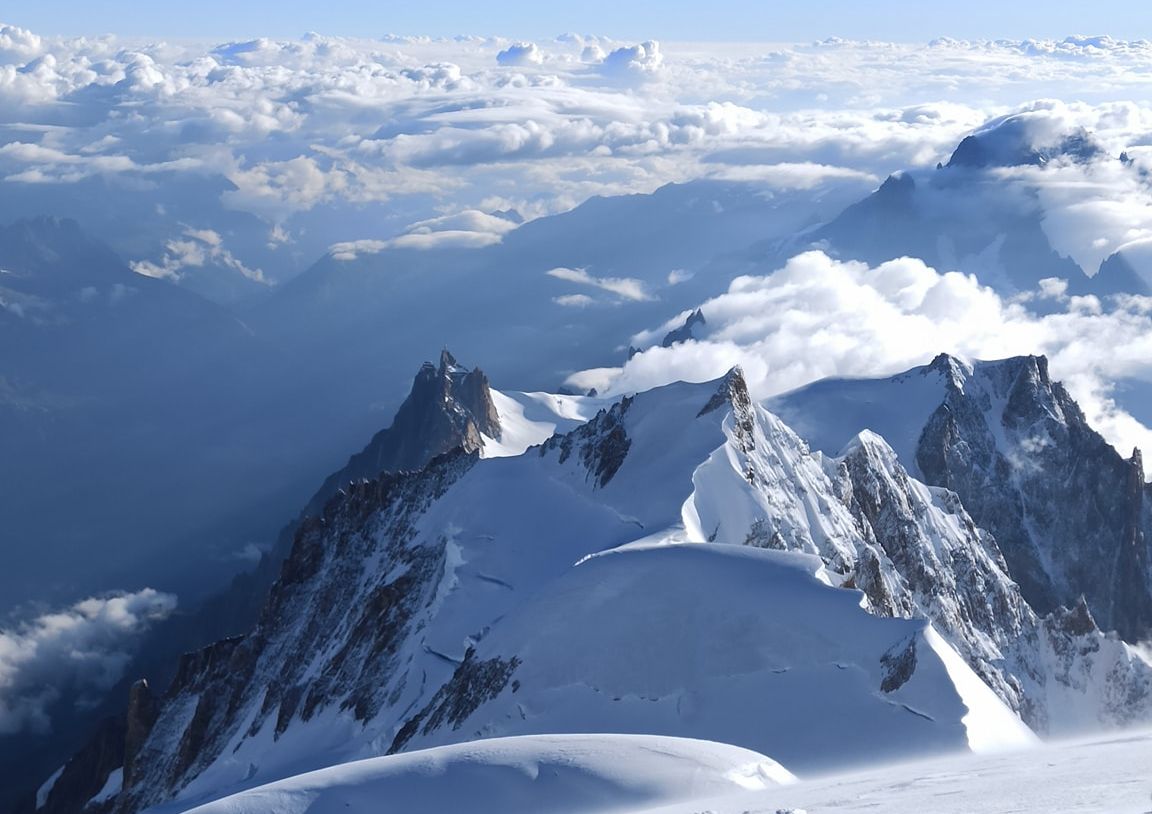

left=5, top=24, right=1152, bottom=287
left=0, top=589, right=176, bottom=735
left=569, top=251, right=1152, bottom=458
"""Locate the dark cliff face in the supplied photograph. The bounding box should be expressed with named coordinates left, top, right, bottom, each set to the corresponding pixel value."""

left=915, top=354, right=1152, bottom=641
left=305, top=349, right=501, bottom=518
left=661, top=308, right=706, bottom=348
left=114, top=449, right=478, bottom=813
left=32, top=716, right=125, bottom=814
left=33, top=351, right=503, bottom=814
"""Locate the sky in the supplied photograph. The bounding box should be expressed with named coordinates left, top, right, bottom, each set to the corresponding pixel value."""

left=4, top=0, right=1151, bottom=42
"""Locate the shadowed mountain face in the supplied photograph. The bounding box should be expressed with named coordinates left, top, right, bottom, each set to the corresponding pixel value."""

left=945, top=118, right=1102, bottom=170
left=15, top=350, right=508, bottom=814
left=0, top=217, right=282, bottom=610
left=810, top=171, right=1092, bottom=297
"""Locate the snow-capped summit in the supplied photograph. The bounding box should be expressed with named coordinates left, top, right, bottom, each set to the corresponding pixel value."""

left=946, top=112, right=1103, bottom=170
left=796, top=114, right=1145, bottom=298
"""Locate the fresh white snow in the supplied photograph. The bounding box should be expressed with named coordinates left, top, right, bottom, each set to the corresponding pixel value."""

left=147, top=374, right=1047, bottom=812
left=174, top=730, right=1152, bottom=814
left=88, top=767, right=123, bottom=808
left=35, top=764, right=64, bottom=810
left=178, top=734, right=795, bottom=814
left=480, top=389, right=604, bottom=458
left=660, top=729, right=1152, bottom=814
left=766, top=359, right=954, bottom=474
left=405, top=543, right=1036, bottom=772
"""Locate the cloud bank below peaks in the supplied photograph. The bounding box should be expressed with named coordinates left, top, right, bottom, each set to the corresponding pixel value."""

left=0, top=589, right=176, bottom=735
left=7, top=24, right=1152, bottom=286
left=568, top=250, right=1152, bottom=458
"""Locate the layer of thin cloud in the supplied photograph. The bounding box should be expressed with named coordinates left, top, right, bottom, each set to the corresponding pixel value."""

left=0, top=589, right=176, bottom=735
left=328, top=209, right=519, bottom=259
left=546, top=266, right=653, bottom=302
left=568, top=250, right=1152, bottom=457
left=131, top=228, right=268, bottom=284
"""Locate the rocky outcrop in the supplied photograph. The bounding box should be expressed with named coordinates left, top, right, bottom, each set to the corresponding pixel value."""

left=946, top=122, right=1101, bottom=169
left=112, top=446, right=477, bottom=813
left=390, top=652, right=520, bottom=753
left=916, top=354, right=1152, bottom=641
left=540, top=396, right=633, bottom=488
left=90, top=362, right=1152, bottom=811
left=306, top=349, right=501, bottom=517
left=661, top=308, right=706, bottom=347
left=122, top=680, right=157, bottom=790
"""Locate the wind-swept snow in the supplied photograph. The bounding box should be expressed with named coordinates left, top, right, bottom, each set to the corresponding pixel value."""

left=663, top=729, right=1152, bottom=814
left=179, top=735, right=794, bottom=814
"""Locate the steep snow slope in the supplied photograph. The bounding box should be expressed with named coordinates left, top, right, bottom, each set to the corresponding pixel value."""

left=178, top=735, right=794, bottom=814
left=765, top=360, right=950, bottom=469
left=397, top=544, right=1034, bottom=772
left=770, top=353, right=1152, bottom=641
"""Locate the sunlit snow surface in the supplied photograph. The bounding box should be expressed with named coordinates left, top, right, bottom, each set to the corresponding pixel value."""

left=678, top=730, right=1152, bottom=814
left=179, top=734, right=795, bottom=814
left=480, top=389, right=606, bottom=458
left=176, top=731, right=1152, bottom=814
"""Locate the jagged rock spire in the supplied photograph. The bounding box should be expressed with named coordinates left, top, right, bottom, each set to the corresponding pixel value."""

left=304, top=350, right=501, bottom=517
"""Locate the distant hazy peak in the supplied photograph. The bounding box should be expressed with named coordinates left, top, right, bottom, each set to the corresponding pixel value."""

left=946, top=114, right=1103, bottom=169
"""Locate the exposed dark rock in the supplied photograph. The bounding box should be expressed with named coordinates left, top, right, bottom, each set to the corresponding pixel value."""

left=35, top=715, right=125, bottom=814
left=915, top=354, right=1152, bottom=641
left=947, top=125, right=1102, bottom=169
left=542, top=396, right=633, bottom=487
left=1047, top=597, right=1099, bottom=638
left=113, top=448, right=477, bottom=813
left=123, top=680, right=157, bottom=789
left=389, top=651, right=520, bottom=753
left=305, top=349, right=500, bottom=518
left=661, top=308, right=706, bottom=347
left=880, top=637, right=918, bottom=693
left=699, top=367, right=755, bottom=452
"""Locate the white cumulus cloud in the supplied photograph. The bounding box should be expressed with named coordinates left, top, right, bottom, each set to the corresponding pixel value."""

left=0, top=589, right=177, bottom=735
left=569, top=250, right=1152, bottom=457
left=546, top=266, right=653, bottom=302
left=496, top=42, right=544, bottom=67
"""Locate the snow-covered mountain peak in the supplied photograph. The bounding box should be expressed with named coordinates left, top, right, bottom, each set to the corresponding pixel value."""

left=773, top=353, right=1152, bottom=641
left=837, top=427, right=899, bottom=460
left=946, top=112, right=1104, bottom=170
